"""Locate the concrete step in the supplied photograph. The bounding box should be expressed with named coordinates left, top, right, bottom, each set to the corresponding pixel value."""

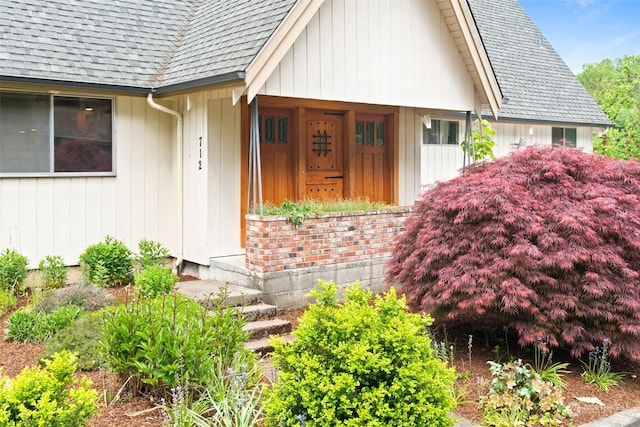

left=246, top=333, right=296, bottom=356
left=177, top=280, right=262, bottom=306
left=239, top=303, right=277, bottom=322
left=243, top=318, right=292, bottom=340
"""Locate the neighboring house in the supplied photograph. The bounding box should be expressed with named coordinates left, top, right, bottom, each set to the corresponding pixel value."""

left=0, top=0, right=606, bottom=303
left=421, top=0, right=611, bottom=187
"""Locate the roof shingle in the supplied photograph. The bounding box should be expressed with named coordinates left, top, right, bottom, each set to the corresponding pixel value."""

left=467, top=0, right=611, bottom=125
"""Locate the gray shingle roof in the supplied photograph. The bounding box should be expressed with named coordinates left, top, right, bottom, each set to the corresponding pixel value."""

left=467, top=0, right=611, bottom=126
left=0, top=0, right=296, bottom=91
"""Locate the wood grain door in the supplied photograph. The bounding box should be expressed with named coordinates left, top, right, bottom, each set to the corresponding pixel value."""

left=305, top=111, right=344, bottom=200
left=354, top=113, right=391, bottom=203
left=259, top=107, right=295, bottom=204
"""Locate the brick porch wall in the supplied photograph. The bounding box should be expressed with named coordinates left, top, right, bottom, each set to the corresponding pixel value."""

left=245, top=207, right=411, bottom=273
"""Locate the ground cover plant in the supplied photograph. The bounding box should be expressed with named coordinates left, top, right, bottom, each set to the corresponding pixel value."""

left=386, top=147, right=640, bottom=361
left=265, top=280, right=456, bottom=426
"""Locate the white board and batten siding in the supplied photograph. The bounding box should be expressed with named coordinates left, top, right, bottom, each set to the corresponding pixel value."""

left=421, top=119, right=599, bottom=188
left=263, top=0, right=475, bottom=109
left=0, top=95, right=177, bottom=268
left=178, top=89, right=243, bottom=264
left=259, top=0, right=479, bottom=206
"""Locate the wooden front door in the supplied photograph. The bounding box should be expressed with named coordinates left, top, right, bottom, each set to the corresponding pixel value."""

left=304, top=111, right=344, bottom=200
left=258, top=107, right=295, bottom=205
left=354, top=113, right=392, bottom=203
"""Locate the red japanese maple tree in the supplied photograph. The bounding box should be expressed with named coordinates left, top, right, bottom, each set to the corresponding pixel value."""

left=386, top=147, right=640, bottom=360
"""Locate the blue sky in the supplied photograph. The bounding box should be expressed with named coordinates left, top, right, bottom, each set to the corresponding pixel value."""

left=518, top=0, right=640, bottom=74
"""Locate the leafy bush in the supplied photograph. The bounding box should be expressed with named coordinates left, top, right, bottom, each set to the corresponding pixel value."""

left=137, top=238, right=171, bottom=270
left=263, top=198, right=389, bottom=226
left=460, top=118, right=496, bottom=161
left=38, top=254, right=67, bottom=289
left=79, top=235, right=133, bottom=287
left=0, top=248, right=28, bottom=295
left=41, top=312, right=104, bottom=371
left=0, top=288, right=17, bottom=317
left=387, top=147, right=640, bottom=360
left=0, top=350, right=97, bottom=426
left=134, top=265, right=178, bottom=298
left=5, top=305, right=85, bottom=343
left=481, top=359, right=572, bottom=426
left=32, top=283, right=115, bottom=314
left=265, top=280, right=456, bottom=427
left=101, top=293, right=250, bottom=397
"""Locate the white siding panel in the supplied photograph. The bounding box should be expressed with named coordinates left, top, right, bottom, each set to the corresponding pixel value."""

left=0, top=94, right=177, bottom=268
left=182, top=93, right=209, bottom=265
left=207, top=98, right=242, bottom=258
left=52, top=179, right=71, bottom=261
left=398, top=107, right=422, bottom=205
left=261, top=0, right=476, bottom=111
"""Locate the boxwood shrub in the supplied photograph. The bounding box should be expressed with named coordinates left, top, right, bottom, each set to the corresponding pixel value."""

left=265, top=280, right=456, bottom=427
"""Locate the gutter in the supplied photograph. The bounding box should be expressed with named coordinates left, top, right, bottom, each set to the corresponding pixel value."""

left=146, top=93, right=184, bottom=274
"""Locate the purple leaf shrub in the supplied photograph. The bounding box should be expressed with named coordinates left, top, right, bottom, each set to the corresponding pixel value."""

left=386, top=147, right=640, bottom=360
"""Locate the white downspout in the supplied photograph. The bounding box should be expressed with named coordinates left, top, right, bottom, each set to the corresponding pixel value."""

left=147, top=93, right=184, bottom=273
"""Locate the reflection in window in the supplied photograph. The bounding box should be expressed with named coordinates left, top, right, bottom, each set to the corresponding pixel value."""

left=0, top=92, right=113, bottom=174
left=552, top=127, right=577, bottom=148
left=423, top=119, right=459, bottom=145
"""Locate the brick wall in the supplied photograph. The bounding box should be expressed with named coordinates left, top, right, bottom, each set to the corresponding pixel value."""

left=245, top=207, right=411, bottom=273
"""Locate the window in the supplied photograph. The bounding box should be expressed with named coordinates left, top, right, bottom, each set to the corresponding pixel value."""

left=0, top=92, right=113, bottom=175
left=552, top=127, right=577, bottom=148
left=423, top=119, right=459, bottom=145
left=355, top=119, right=385, bottom=146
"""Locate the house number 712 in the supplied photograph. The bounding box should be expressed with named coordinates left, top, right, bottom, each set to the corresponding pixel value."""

left=198, top=136, right=203, bottom=170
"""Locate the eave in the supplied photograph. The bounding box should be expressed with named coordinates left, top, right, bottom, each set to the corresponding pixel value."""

left=436, top=0, right=502, bottom=118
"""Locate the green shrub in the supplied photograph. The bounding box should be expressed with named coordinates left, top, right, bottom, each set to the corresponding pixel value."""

left=137, top=238, right=170, bottom=270
left=265, top=280, right=456, bottom=427
left=134, top=265, right=178, bottom=298
left=0, top=288, right=17, bottom=317
left=5, top=305, right=85, bottom=343
left=38, top=255, right=67, bottom=289
left=481, top=359, right=572, bottom=426
left=41, top=312, right=104, bottom=371
left=0, top=248, right=28, bottom=295
left=0, top=350, right=97, bottom=426
left=32, top=283, right=115, bottom=314
left=79, top=235, right=133, bottom=287
left=101, top=293, right=250, bottom=398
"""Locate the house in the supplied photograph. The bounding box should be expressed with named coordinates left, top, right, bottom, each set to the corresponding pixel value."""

left=0, top=0, right=606, bottom=306
left=421, top=0, right=611, bottom=186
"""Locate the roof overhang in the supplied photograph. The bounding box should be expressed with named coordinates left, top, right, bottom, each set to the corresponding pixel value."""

left=436, top=0, right=502, bottom=118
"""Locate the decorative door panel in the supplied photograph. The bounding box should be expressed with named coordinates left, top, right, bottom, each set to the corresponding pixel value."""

left=305, top=112, right=344, bottom=200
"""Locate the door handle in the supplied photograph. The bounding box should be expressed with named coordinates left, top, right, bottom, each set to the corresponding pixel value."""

left=325, top=175, right=344, bottom=179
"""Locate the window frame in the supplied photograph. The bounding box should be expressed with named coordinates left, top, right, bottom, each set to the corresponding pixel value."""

left=0, top=90, right=116, bottom=178
left=422, top=119, right=460, bottom=145
left=551, top=127, right=577, bottom=149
